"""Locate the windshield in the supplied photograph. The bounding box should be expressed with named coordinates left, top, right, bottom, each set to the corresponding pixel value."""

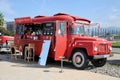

left=69, top=22, right=90, bottom=36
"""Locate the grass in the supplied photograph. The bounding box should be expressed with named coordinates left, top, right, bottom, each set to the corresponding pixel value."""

left=111, top=52, right=120, bottom=54
left=112, top=42, right=120, bottom=48
left=108, top=62, right=120, bottom=67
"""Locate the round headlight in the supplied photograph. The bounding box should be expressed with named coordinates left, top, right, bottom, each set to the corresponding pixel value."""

left=94, top=46, right=98, bottom=52
left=109, top=46, right=112, bottom=51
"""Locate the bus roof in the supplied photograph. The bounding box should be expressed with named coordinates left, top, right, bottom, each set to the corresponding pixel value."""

left=15, top=13, right=91, bottom=24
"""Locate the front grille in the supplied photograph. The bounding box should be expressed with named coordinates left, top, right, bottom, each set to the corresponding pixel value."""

left=99, top=44, right=107, bottom=53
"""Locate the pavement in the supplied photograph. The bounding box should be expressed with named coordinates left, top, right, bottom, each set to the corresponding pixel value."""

left=112, top=48, right=120, bottom=53
left=107, top=47, right=120, bottom=65
left=108, top=54, right=120, bottom=65
left=0, top=54, right=120, bottom=80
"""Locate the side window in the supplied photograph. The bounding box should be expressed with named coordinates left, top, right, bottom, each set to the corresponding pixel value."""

left=58, top=22, right=66, bottom=35
left=16, top=25, right=24, bottom=34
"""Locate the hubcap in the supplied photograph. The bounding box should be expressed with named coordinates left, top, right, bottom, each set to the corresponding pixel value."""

left=75, top=56, right=81, bottom=63
left=73, top=52, right=85, bottom=68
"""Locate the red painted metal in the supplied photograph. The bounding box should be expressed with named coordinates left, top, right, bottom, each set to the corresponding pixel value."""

left=0, top=35, right=14, bottom=46
left=15, top=17, right=32, bottom=24
left=55, top=21, right=67, bottom=60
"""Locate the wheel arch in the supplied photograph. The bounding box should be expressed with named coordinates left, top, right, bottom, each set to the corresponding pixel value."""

left=69, top=48, right=88, bottom=60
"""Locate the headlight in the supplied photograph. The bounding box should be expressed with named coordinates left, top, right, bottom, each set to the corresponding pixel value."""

left=0, top=39, right=2, bottom=41
left=94, top=46, right=98, bottom=52
left=109, top=46, right=112, bottom=51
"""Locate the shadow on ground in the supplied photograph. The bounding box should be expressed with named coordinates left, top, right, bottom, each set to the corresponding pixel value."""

left=0, top=52, right=96, bottom=70
left=108, top=60, right=120, bottom=65
left=0, top=52, right=73, bottom=69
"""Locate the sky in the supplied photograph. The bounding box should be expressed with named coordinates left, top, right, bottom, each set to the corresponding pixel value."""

left=0, top=0, right=120, bottom=27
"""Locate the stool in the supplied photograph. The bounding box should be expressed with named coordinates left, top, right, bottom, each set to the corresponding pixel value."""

left=10, top=44, right=22, bottom=60
left=24, top=43, right=35, bottom=62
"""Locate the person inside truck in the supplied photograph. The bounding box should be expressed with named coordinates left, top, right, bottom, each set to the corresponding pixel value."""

left=21, top=27, right=28, bottom=39
left=24, top=27, right=28, bottom=34
left=25, top=30, right=32, bottom=39
left=22, top=27, right=32, bottom=39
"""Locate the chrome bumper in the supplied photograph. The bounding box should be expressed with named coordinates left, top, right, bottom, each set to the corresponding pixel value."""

left=93, top=54, right=113, bottom=59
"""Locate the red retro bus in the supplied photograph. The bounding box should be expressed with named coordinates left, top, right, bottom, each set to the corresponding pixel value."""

left=14, top=13, right=112, bottom=69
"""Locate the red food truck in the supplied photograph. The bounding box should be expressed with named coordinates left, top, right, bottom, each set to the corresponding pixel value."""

left=0, top=33, right=14, bottom=48
left=14, top=13, right=112, bottom=69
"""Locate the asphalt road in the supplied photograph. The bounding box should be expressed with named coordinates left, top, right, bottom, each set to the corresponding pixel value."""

left=112, top=48, right=120, bottom=53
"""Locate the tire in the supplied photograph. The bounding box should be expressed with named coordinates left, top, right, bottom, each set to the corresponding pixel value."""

left=0, top=44, right=3, bottom=49
left=0, top=45, right=2, bottom=51
left=91, top=58, right=107, bottom=67
left=72, top=50, right=89, bottom=69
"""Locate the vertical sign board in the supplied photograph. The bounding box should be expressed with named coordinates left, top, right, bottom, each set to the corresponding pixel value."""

left=38, top=40, right=51, bottom=66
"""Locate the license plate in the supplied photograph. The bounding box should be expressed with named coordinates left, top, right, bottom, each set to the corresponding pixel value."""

left=103, top=54, right=109, bottom=58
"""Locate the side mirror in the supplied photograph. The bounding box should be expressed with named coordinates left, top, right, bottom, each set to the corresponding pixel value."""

left=71, top=22, right=74, bottom=28
left=70, top=22, right=74, bottom=28
left=0, top=33, right=2, bottom=36
left=68, top=22, right=74, bottom=28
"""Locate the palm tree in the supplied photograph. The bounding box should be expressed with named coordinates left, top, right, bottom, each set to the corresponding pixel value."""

left=0, top=12, right=4, bottom=27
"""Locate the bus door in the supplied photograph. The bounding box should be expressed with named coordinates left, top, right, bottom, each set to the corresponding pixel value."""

left=55, top=21, right=67, bottom=60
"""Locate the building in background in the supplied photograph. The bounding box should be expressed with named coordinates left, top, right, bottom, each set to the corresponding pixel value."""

left=6, top=21, right=16, bottom=31
left=3, top=21, right=7, bottom=28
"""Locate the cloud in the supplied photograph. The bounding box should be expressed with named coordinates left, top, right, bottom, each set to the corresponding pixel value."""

left=100, top=15, right=120, bottom=27
left=31, top=0, right=46, bottom=9
left=112, top=8, right=119, bottom=13
left=97, top=7, right=120, bottom=27
left=0, top=0, right=14, bottom=14
left=109, top=15, right=120, bottom=20
left=108, top=7, right=120, bottom=26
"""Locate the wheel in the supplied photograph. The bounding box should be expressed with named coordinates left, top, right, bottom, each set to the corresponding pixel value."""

left=0, top=45, right=2, bottom=51
left=91, top=58, right=107, bottom=67
left=72, top=50, right=89, bottom=69
left=0, top=44, right=3, bottom=49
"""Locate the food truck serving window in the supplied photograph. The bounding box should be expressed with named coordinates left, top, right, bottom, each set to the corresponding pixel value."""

left=16, top=25, right=24, bottom=34
left=42, top=22, right=54, bottom=36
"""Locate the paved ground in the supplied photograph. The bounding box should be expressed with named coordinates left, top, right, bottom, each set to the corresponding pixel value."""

left=108, top=54, right=120, bottom=65
left=108, top=54, right=120, bottom=60
left=108, top=47, right=120, bottom=65
left=0, top=48, right=120, bottom=80
left=0, top=54, right=120, bottom=80
left=112, top=48, right=120, bottom=53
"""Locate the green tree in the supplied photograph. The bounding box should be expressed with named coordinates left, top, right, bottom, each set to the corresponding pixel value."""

left=0, top=13, right=14, bottom=36
left=0, top=26, right=14, bottom=36
left=0, top=12, right=4, bottom=27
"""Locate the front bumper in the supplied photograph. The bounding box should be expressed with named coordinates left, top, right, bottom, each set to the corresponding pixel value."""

left=93, top=54, right=113, bottom=59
